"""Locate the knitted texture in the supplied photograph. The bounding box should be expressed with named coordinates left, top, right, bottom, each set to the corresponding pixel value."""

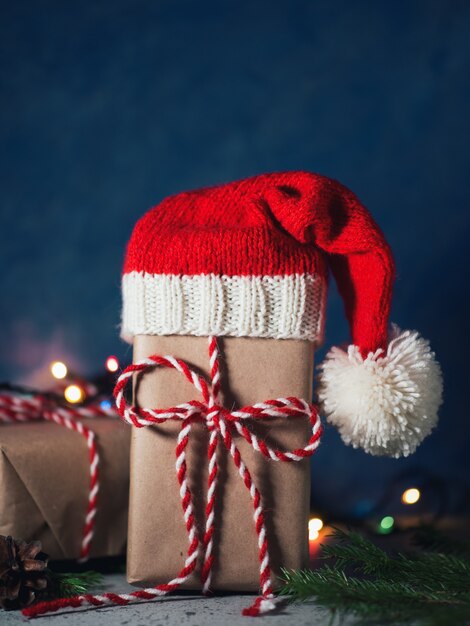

left=23, top=337, right=323, bottom=619
left=122, top=273, right=325, bottom=340
left=122, top=171, right=395, bottom=355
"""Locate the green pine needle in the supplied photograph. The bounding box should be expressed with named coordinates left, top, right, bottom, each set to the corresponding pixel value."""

left=413, top=524, right=470, bottom=559
left=279, top=527, right=470, bottom=626
left=49, top=570, right=103, bottom=598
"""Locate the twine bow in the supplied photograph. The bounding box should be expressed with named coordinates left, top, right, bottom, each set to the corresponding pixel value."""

left=24, top=336, right=322, bottom=618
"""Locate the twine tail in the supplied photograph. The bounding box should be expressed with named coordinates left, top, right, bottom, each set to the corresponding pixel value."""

left=242, top=595, right=278, bottom=616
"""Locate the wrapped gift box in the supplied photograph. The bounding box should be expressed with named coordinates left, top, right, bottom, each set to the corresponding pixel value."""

left=0, top=417, right=130, bottom=560
left=127, top=334, right=313, bottom=591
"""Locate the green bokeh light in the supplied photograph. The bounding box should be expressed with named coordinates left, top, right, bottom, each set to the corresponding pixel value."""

left=378, top=516, right=395, bottom=534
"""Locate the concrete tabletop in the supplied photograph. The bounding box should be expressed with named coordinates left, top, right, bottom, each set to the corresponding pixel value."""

left=2, top=573, right=343, bottom=626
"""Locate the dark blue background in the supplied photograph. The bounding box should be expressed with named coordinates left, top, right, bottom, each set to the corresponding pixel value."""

left=1, top=1, right=469, bottom=516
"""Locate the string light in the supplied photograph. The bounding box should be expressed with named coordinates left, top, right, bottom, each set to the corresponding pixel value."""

left=106, top=356, right=119, bottom=372
left=64, top=384, right=84, bottom=404
left=100, top=399, right=112, bottom=410
left=308, top=517, right=323, bottom=541
left=402, top=488, right=421, bottom=505
left=50, top=361, right=68, bottom=380
left=378, top=516, right=394, bottom=534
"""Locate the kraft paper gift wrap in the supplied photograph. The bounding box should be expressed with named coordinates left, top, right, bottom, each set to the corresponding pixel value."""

left=128, top=335, right=313, bottom=591
left=0, top=418, right=130, bottom=560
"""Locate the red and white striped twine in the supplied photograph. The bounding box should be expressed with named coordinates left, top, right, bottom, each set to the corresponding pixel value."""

left=0, top=391, right=118, bottom=563
left=23, top=336, right=323, bottom=618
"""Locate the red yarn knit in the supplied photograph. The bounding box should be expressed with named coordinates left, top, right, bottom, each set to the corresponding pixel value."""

left=122, top=171, right=395, bottom=356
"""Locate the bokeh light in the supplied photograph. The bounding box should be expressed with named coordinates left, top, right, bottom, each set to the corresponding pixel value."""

left=378, top=516, right=394, bottom=534
left=402, top=488, right=421, bottom=505
left=308, top=517, right=323, bottom=541
left=106, top=356, right=119, bottom=372
left=50, top=361, right=68, bottom=380
left=64, top=384, right=84, bottom=404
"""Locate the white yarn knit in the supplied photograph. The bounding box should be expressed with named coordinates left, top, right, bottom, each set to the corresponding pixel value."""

left=317, top=326, right=443, bottom=457
left=121, top=272, right=326, bottom=342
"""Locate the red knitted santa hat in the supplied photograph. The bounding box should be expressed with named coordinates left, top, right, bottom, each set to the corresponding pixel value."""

left=122, top=171, right=442, bottom=458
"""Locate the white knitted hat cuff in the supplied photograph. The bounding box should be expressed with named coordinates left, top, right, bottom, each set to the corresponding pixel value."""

left=121, top=272, right=326, bottom=342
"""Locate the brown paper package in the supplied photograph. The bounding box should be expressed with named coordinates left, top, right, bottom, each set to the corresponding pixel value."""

left=128, top=335, right=314, bottom=591
left=0, top=418, right=130, bottom=560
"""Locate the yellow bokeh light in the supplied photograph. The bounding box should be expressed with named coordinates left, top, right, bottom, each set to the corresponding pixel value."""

left=106, top=356, right=119, bottom=372
left=64, top=384, right=84, bottom=404
left=308, top=517, right=323, bottom=540
left=50, top=361, right=68, bottom=380
left=402, top=488, right=421, bottom=505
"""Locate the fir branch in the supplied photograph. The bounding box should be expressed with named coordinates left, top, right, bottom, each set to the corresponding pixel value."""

left=320, top=528, right=470, bottom=593
left=413, top=525, right=470, bottom=559
left=320, top=528, right=392, bottom=574
left=279, top=528, right=470, bottom=626
left=281, top=566, right=470, bottom=606
left=49, top=570, right=102, bottom=598
left=281, top=567, right=470, bottom=625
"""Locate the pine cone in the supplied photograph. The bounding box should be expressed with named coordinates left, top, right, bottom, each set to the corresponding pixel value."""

left=0, top=535, right=50, bottom=610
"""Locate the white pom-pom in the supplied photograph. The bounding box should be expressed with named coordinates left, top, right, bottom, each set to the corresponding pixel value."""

left=317, top=326, right=443, bottom=457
